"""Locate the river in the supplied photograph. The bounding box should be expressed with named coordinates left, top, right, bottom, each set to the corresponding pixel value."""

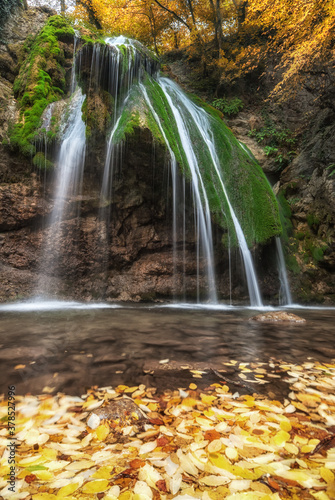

left=0, top=302, right=334, bottom=397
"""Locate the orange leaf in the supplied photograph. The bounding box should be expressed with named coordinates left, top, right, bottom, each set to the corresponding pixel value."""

left=156, top=479, right=168, bottom=492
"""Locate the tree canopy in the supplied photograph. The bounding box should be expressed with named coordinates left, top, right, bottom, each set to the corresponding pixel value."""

left=37, top=0, right=334, bottom=99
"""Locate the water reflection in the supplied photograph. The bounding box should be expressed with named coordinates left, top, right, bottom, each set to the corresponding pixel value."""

left=0, top=305, right=334, bottom=395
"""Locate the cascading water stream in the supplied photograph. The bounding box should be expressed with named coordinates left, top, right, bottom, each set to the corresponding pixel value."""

left=139, top=83, right=195, bottom=301
left=36, top=88, right=86, bottom=296
left=276, top=237, right=293, bottom=305
left=36, top=36, right=86, bottom=296
left=94, top=37, right=265, bottom=305
left=140, top=81, right=218, bottom=302
left=97, top=39, right=156, bottom=288
left=33, top=34, right=286, bottom=305
left=158, top=78, right=262, bottom=307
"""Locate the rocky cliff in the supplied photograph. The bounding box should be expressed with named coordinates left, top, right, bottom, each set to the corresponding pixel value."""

left=1, top=7, right=330, bottom=305
left=165, top=44, right=335, bottom=304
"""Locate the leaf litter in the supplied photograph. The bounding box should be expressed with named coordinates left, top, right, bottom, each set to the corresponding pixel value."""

left=1, top=359, right=335, bottom=499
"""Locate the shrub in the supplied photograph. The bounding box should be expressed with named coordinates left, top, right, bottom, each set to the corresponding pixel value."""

left=211, top=97, right=244, bottom=117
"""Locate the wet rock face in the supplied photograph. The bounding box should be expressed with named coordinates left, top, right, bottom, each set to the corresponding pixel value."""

left=0, top=122, right=278, bottom=304
left=0, top=6, right=55, bottom=83
left=0, top=10, right=284, bottom=304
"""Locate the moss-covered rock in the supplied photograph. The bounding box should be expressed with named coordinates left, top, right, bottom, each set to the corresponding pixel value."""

left=82, top=90, right=114, bottom=139
left=112, top=74, right=281, bottom=247
left=32, top=151, right=53, bottom=170
left=9, top=15, right=75, bottom=156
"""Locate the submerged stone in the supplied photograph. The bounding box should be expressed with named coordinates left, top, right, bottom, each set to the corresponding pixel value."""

left=249, top=311, right=306, bottom=323
left=87, top=397, right=148, bottom=429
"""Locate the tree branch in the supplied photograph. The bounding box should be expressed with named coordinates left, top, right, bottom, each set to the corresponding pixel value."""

left=151, top=0, right=191, bottom=31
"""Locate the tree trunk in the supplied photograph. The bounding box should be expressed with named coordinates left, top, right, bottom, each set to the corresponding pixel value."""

left=231, top=0, right=248, bottom=30
left=60, top=0, right=66, bottom=15
left=149, top=9, right=160, bottom=56
left=76, top=0, right=102, bottom=30
left=209, top=0, right=223, bottom=53
left=216, top=0, right=223, bottom=53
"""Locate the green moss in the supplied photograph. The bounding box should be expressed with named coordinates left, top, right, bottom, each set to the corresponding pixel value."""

left=32, top=152, right=54, bottom=170
left=187, top=93, right=224, bottom=121
left=113, top=105, right=140, bottom=143
left=113, top=74, right=281, bottom=247
left=9, top=15, right=74, bottom=156
left=286, top=254, right=301, bottom=274
left=208, top=116, right=281, bottom=245
left=311, top=246, right=324, bottom=262
left=81, top=34, right=106, bottom=47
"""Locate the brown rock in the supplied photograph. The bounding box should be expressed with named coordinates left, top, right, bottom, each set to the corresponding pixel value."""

left=249, top=311, right=306, bottom=323
left=88, top=397, right=148, bottom=426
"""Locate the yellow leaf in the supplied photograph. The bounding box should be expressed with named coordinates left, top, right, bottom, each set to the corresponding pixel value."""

left=82, top=479, right=109, bottom=493
left=35, top=470, right=54, bottom=481
left=32, top=494, right=57, bottom=500
left=320, top=467, right=334, bottom=484
left=124, top=386, right=138, bottom=393
left=147, top=402, right=159, bottom=411
left=65, top=460, right=94, bottom=471
left=57, top=483, right=80, bottom=497
left=182, top=397, right=198, bottom=407
left=96, top=424, right=109, bottom=441
left=119, top=492, right=133, bottom=500
left=42, top=449, right=58, bottom=460
left=225, top=447, right=238, bottom=460
left=280, top=420, right=292, bottom=432
left=92, top=466, right=114, bottom=479
left=284, top=442, right=299, bottom=454
left=273, top=430, right=290, bottom=446
left=201, top=394, right=217, bottom=405
left=301, top=444, right=315, bottom=453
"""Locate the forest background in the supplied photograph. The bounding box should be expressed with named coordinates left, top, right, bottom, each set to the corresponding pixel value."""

left=1, top=0, right=334, bottom=102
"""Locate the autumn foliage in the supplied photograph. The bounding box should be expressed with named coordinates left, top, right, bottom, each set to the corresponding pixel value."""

left=71, top=0, right=335, bottom=98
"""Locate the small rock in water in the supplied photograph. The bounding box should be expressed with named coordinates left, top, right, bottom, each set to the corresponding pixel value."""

left=249, top=311, right=306, bottom=323
left=87, top=397, right=148, bottom=428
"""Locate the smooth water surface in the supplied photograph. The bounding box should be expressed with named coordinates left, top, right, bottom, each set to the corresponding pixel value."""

left=0, top=304, right=334, bottom=395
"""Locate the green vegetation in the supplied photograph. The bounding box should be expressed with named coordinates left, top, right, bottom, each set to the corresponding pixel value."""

left=9, top=15, right=75, bottom=156
left=326, top=164, right=335, bottom=178
left=32, top=152, right=53, bottom=170
left=249, top=114, right=296, bottom=171
left=112, top=102, right=140, bottom=143
left=277, top=189, right=330, bottom=273
left=211, top=97, right=244, bottom=117
left=114, top=74, right=281, bottom=247
left=286, top=253, right=301, bottom=274
left=307, top=213, right=320, bottom=230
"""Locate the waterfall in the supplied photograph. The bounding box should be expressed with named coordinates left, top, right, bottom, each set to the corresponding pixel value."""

left=276, top=237, right=293, bottom=305
left=33, top=35, right=284, bottom=305
left=84, top=37, right=264, bottom=304
left=158, top=78, right=262, bottom=307
left=36, top=36, right=86, bottom=296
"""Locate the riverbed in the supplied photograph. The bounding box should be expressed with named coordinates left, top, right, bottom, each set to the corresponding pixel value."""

left=0, top=302, right=334, bottom=396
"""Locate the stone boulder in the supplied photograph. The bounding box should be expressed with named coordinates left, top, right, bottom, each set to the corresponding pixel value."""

left=249, top=311, right=306, bottom=323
